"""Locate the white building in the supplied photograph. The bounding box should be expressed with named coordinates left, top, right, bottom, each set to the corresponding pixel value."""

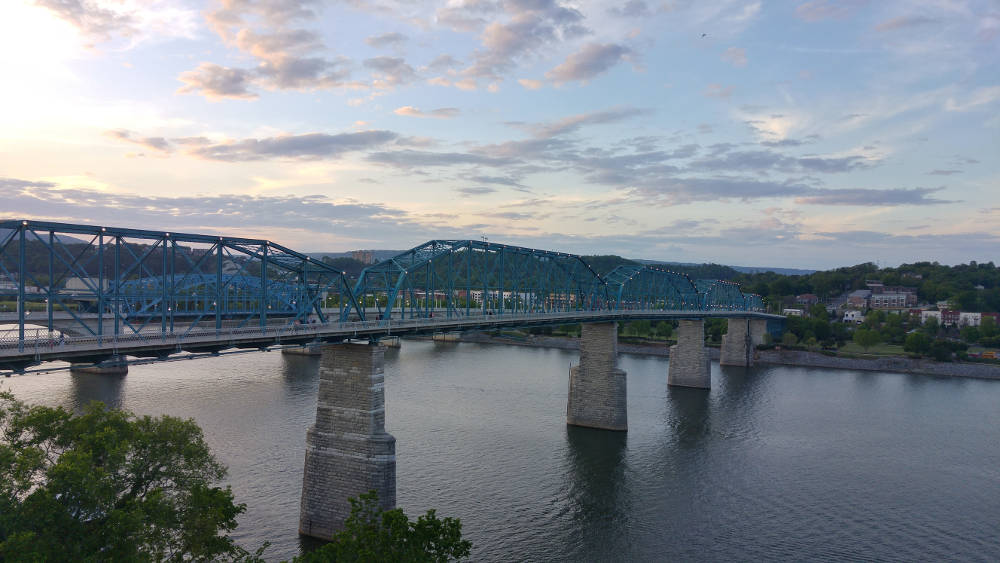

left=843, top=310, right=865, bottom=323
left=921, top=310, right=942, bottom=324
left=959, top=312, right=982, bottom=327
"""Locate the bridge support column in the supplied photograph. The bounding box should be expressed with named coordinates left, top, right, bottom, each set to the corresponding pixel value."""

left=299, top=343, right=396, bottom=539
left=720, top=318, right=752, bottom=367
left=566, top=322, right=627, bottom=431
left=669, top=320, right=710, bottom=389
left=750, top=319, right=768, bottom=348
left=70, top=356, right=128, bottom=375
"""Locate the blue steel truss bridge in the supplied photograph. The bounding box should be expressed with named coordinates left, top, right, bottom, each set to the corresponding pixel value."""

left=0, top=220, right=781, bottom=373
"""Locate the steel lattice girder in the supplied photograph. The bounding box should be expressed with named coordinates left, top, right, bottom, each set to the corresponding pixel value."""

left=743, top=293, right=766, bottom=312
left=604, top=265, right=701, bottom=310
left=695, top=279, right=748, bottom=311
left=352, top=240, right=609, bottom=321
left=0, top=220, right=359, bottom=347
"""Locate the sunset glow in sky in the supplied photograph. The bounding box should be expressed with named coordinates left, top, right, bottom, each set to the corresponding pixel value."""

left=1, top=0, right=998, bottom=268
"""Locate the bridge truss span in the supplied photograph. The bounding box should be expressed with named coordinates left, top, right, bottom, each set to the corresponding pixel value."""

left=0, top=220, right=359, bottom=351
left=352, top=240, right=608, bottom=321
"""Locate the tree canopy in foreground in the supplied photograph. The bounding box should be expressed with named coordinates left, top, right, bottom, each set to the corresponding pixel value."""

left=294, top=491, right=472, bottom=563
left=0, top=391, right=263, bottom=562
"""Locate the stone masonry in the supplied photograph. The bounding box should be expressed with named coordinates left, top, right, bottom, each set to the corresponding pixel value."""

left=299, top=343, right=396, bottom=539
left=566, top=322, right=627, bottom=431
left=720, top=318, right=751, bottom=367
left=669, top=319, right=711, bottom=388
left=750, top=319, right=768, bottom=348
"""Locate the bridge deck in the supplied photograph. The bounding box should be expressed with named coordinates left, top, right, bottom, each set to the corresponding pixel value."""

left=1, top=310, right=782, bottom=371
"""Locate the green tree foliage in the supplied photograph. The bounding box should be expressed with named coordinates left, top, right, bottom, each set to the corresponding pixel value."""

left=0, top=392, right=261, bottom=562
left=980, top=316, right=998, bottom=339
left=930, top=340, right=954, bottom=362
left=904, top=332, right=931, bottom=355
left=852, top=328, right=881, bottom=351
left=923, top=316, right=940, bottom=337
left=294, top=491, right=472, bottom=563
left=781, top=332, right=798, bottom=346
left=960, top=325, right=981, bottom=344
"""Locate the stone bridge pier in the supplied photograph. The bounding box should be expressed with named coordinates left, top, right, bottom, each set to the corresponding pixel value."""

left=669, top=319, right=711, bottom=389
left=566, top=322, right=627, bottom=431
left=299, top=342, right=396, bottom=539
left=720, top=318, right=769, bottom=367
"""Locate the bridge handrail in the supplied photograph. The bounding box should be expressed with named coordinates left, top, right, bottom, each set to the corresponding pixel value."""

left=0, top=308, right=774, bottom=360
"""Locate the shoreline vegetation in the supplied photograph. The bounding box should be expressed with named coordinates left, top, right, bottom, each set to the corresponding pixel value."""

left=408, top=330, right=1000, bottom=381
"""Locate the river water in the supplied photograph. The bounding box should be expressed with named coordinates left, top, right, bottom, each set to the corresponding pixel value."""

left=3, top=340, right=999, bottom=561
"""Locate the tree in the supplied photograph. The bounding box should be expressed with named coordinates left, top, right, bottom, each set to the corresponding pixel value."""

left=904, top=332, right=931, bottom=355
left=295, top=491, right=472, bottom=563
left=0, top=392, right=262, bottom=562
left=981, top=316, right=998, bottom=339
left=923, top=316, right=940, bottom=337
left=781, top=332, right=798, bottom=346
left=853, top=328, right=881, bottom=352
left=960, top=325, right=981, bottom=344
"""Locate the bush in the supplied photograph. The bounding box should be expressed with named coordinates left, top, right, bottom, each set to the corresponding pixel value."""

left=294, top=491, right=471, bottom=563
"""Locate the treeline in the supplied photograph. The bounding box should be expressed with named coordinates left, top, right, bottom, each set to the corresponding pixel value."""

left=734, top=261, right=1000, bottom=312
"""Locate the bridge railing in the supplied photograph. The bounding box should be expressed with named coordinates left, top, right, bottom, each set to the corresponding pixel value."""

left=0, top=308, right=777, bottom=360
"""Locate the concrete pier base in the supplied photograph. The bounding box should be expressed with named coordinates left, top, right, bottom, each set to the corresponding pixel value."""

left=720, top=318, right=752, bottom=367
left=380, top=336, right=401, bottom=347
left=669, top=320, right=710, bottom=389
left=299, top=343, right=396, bottom=539
left=431, top=333, right=460, bottom=343
left=566, top=322, right=627, bottom=431
left=281, top=344, right=323, bottom=356
left=70, top=357, right=128, bottom=375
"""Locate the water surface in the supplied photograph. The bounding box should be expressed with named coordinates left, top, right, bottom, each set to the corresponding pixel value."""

left=3, top=340, right=999, bottom=561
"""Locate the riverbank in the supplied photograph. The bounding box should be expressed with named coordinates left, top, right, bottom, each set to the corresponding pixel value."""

left=412, top=332, right=1000, bottom=380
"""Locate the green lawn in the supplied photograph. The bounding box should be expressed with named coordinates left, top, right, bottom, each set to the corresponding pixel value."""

left=839, top=342, right=905, bottom=356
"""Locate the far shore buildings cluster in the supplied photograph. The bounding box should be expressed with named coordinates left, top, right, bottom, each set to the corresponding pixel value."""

left=783, top=280, right=998, bottom=327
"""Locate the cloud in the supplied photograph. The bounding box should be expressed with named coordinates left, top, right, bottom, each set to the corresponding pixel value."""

left=186, top=131, right=398, bottom=161
left=34, top=0, right=135, bottom=41
left=451, top=0, right=589, bottom=88
left=607, top=0, right=650, bottom=18
left=795, top=0, right=867, bottom=22
left=792, top=187, right=953, bottom=206
left=393, top=106, right=460, bottom=119
left=456, top=186, right=497, bottom=196
left=0, top=177, right=428, bottom=241
left=521, top=107, right=651, bottom=138
left=468, top=175, right=528, bottom=190
left=364, top=57, right=418, bottom=88
left=545, top=43, right=632, bottom=84
left=365, top=32, right=408, bottom=48
left=874, top=15, right=937, bottom=32
left=176, top=63, right=258, bottom=100
left=628, top=177, right=951, bottom=207
left=104, top=129, right=172, bottom=153
left=257, top=56, right=353, bottom=89
left=518, top=78, right=543, bottom=90
left=704, top=83, right=734, bottom=99
left=945, top=86, right=1000, bottom=112
left=926, top=169, right=962, bottom=176
left=721, top=47, right=747, bottom=67
left=367, top=150, right=517, bottom=169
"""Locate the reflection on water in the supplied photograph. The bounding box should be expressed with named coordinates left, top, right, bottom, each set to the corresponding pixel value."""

left=2, top=340, right=1000, bottom=561
left=69, top=372, right=126, bottom=411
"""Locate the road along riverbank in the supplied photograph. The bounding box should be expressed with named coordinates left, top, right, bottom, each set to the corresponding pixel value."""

left=412, top=332, right=1000, bottom=380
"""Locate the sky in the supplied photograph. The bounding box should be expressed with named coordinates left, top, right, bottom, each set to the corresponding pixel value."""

left=0, top=0, right=998, bottom=269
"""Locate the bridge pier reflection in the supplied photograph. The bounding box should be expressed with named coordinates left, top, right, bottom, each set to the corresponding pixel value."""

left=669, top=320, right=711, bottom=389
left=567, top=322, right=628, bottom=431
left=299, top=342, right=396, bottom=539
